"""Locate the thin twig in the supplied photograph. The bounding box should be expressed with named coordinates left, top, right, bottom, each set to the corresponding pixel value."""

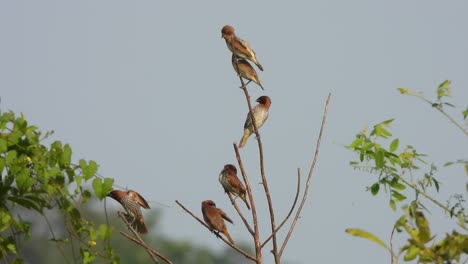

left=234, top=143, right=262, bottom=263
left=279, top=93, right=331, bottom=257
left=227, top=192, right=255, bottom=236
left=118, top=232, right=172, bottom=264
left=240, top=77, right=279, bottom=263
left=390, top=225, right=397, bottom=264
left=175, top=200, right=257, bottom=262
left=410, top=93, right=468, bottom=137
left=117, top=212, right=173, bottom=264
left=262, top=169, right=301, bottom=248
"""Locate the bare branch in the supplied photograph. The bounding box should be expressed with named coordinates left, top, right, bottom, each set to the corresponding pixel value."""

left=279, top=93, right=331, bottom=257
left=234, top=143, right=262, bottom=263
left=239, top=78, right=279, bottom=263
left=227, top=192, right=255, bottom=236
left=175, top=200, right=257, bottom=262
left=117, top=212, right=172, bottom=264
left=262, top=169, right=301, bottom=248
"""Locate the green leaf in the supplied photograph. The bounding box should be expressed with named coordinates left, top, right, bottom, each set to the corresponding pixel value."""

left=370, top=183, right=380, bottom=195
left=101, top=178, right=114, bottom=198
left=375, top=149, right=385, bottom=168
left=0, top=138, right=7, bottom=153
left=345, top=228, right=391, bottom=252
left=389, top=199, right=396, bottom=211
left=92, top=178, right=104, bottom=200
left=8, top=197, right=41, bottom=212
left=80, top=159, right=98, bottom=180
left=92, top=177, right=112, bottom=200
left=349, top=137, right=364, bottom=149
left=463, top=107, right=468, bottom=120
left=398, top=88, right=409, bottom=94
left=437, top=80, right=451, bottom=100
left=392, top=190, right=407, bottom=201
left=389, top=138, right=399, bottom=153
left=0, top=210, right=12, bottom=232
left=16, top=168, right=34, bottom=193
left=390, top=181, right=406, bottom=191
left=415, top=212, right=431, bottom=243
left=6, top=242, right=17, bottom=255
left=60, top=144, right=72, bottom=167
left=403, top=244, right=420, bottom=261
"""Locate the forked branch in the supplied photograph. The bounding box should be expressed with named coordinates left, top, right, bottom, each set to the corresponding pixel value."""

left=279, top=93, right=331, bottom=257
left=117, top=212, right=172, bottom=264
left=175, top=200, right=257, bottom=262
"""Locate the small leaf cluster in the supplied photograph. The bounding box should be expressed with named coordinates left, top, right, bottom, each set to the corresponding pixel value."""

left=348, top=119, right=438, bottom=210
left=0, top=110, right=116, bottom=263
left=346, top=81, right=468, bottom=263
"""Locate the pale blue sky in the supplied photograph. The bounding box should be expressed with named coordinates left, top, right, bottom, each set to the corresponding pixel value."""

left=1, top=1, right=467, bottom=263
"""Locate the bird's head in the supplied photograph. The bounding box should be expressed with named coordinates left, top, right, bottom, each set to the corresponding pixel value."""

left=256, top=96, right=271, bottom=107
left=221, top=25, right=235, bottom=39
left=224, top=164, right=237, bottom=174
left=202, top=200, right=216, bottom=208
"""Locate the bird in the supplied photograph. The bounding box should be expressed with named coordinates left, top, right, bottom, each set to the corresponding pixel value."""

left=201, top=200, right=235, bottom=244
left=232, top=54, right=264, bottom=90
left=107, top=190, right=151, bottom=234
left=219, top=164, right=250, bottom=210
left=239, top=96, right=271, bottom=148
left=221, top=25, right=263, bottom=71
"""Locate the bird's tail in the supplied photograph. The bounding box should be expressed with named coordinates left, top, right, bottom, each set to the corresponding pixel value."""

left=239, top=130, right=250, bottom=148
left=255, top=61, right=264, bottom=71
left=223, top=230, right=235, bottom=245
left=240, top=193, right=250, bottom=210
left=127, top=214, right=148, bottom=234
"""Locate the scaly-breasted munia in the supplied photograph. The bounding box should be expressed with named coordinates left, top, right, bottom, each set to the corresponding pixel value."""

left=107, top=190, right=151, bottom=234
left=232, top=54, right=264, bottom=90
left=201, top=200, right=235, bottom=244
left=219, top=164, right=250, bottom=210
left=221, top=25, right=263, bottom=71
left=239, top=96, right=271, bottom=148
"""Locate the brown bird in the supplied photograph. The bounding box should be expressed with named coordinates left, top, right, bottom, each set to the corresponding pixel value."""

left=221, top=25, right=264, bottom=71
left=219, top=164, right=250, bottom=210
left=107, top=190, right=150, bottom=234
left=239, top=96, right=271, bottom=148
left=232, top=54, right=264, bottom=90
left=201, top=200, right=235, bottom=244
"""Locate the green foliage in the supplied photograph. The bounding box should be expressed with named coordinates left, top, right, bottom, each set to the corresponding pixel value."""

left=0, top=110, right=117, bottom=263
left=346, top=81, right=468, bottom=263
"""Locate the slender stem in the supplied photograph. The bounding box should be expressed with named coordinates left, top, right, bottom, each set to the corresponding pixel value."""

left=390, top=225, right=397, bottom=264
left=262, top=169, right=301, bottom=248
left=117, top=212, right=170, bottom=264
left=227, top=192, right=255, bottom=236
left=175, top=200, right=257, bottom=262
left=411, top=93, right=468, bottom=137
left=234, top=143, right=262, bottom=263
left=239, top=77, right=279, bottom=263
left=398, top=176, right=451, bottom=214
left=279, top=93, right=331, bottom=257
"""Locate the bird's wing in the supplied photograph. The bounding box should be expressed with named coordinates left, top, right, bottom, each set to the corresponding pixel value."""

left=219, top=209, right=234, bottom=224
left=237, top=37, right=255, bottom=55
left=130, top=191, right=151, bottom=209
left=227, top=171, right=246, bottom=193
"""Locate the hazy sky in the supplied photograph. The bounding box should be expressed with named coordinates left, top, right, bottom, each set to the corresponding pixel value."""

left=1, top=1, right=467, bottom=263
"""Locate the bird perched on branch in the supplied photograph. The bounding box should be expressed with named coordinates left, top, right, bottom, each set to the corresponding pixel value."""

left=239, top=96, right=271, bottom=148
left=201, top=200, right=235, bottom=244
left=107, top=190, right=151, bottom=234
left=221, top=25, right=263, bottom=71
left=219, top=164, right=250, bottom=210
left=232, top=54, right=264, bottom=90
